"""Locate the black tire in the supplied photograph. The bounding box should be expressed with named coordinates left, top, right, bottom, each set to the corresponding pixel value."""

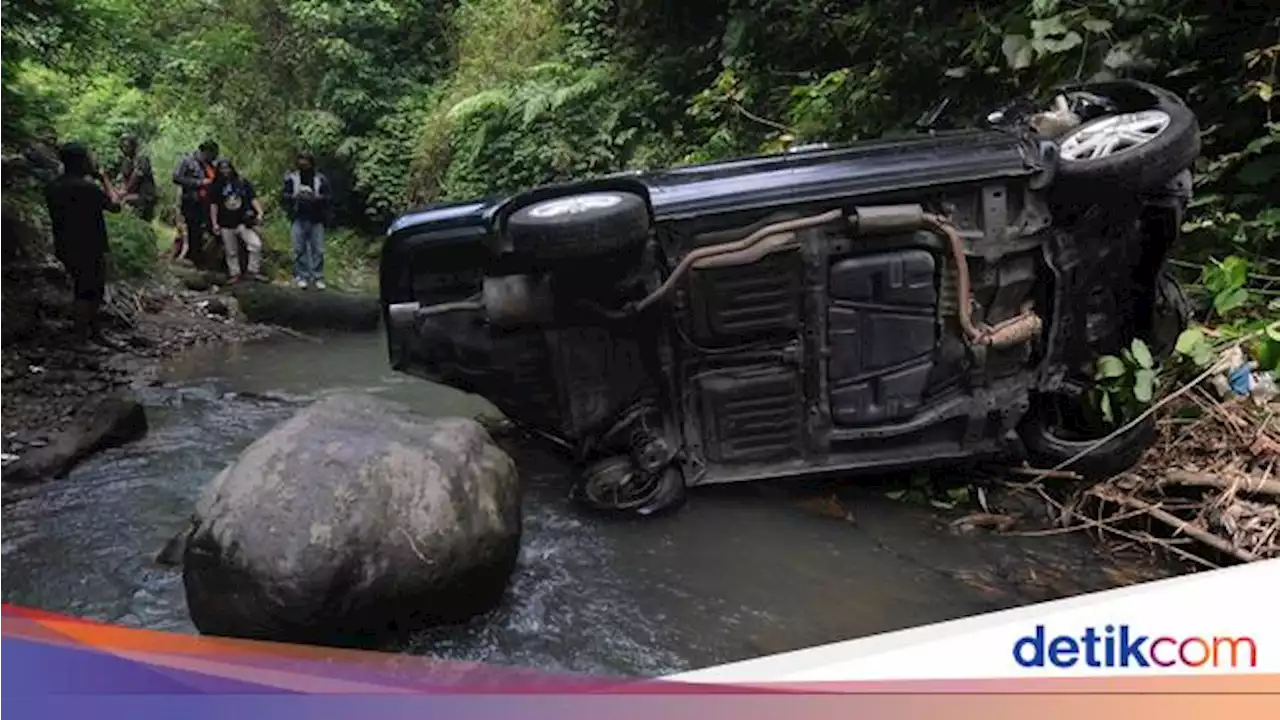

left=507, top=191, right=650, bottom=262
left=571, top=456, right=686, bottom=518
left=1018, top=395, right=1156, bottom=480
left=1055, top=91, right=1200, bottom=195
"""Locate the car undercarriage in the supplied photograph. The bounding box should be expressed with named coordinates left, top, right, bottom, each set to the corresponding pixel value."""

left=380, top=79, right=1200, bottom=517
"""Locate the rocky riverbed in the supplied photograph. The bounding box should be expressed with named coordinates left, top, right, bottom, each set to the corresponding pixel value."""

left=1, top=262, right=277, bottom=468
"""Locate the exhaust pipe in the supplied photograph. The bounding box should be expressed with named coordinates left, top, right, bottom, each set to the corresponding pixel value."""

left=387, top=298, right=485, bottom=333
left=388, top=301, right=420, bottom=333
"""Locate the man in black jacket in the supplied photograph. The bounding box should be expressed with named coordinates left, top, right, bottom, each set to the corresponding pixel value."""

left=45, top=142, right=123, bottom=340
left=172, top=140, right=218, bottom=259
left=282, top=151, right=330, bottom=290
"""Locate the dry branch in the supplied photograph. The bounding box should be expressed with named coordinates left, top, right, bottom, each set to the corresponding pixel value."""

left=1100, top=490, right=1259, bottom=563
left=1162, top=469, right=1280, bottom=498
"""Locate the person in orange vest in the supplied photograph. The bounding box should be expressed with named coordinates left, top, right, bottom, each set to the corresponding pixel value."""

left=172, top=140, right=219, bottom=259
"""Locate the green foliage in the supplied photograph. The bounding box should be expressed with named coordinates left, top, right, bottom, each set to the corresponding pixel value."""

left=3, top=0, right=1278, bottom=296
left=884, top=470, right=973, bottom=510
left=439, top=62, right=671, bottom=198
left=1174, top=326, right=1216, bottom=369
left=1091, top=338, right=1159, bottom=428
left=408, top=0, right=565, bottom=201
left=1201, top=256, right=1252, bottom=318
left=104, top=212, right=158, bottom=281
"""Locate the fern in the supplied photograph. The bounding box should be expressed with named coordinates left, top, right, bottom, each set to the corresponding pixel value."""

left=446, top=89, right=511, bottom=122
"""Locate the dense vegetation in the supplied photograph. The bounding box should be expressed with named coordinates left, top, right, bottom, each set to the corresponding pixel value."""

left=2, top=0, right=1277, bottom=308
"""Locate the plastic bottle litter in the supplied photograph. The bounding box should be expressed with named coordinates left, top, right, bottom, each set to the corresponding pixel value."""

left=1227, top=361, right=1256, bottom=396
left=1252, top=371, right=1277, bottom=405
left=1210, top=345, right=1278, bottom=404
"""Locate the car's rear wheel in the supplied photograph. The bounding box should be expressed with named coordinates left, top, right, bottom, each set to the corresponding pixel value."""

left=1055, top=93, right=1200, bottom=194
left=1018, top=393, right=1156, bottom=480
left=506, top=191, right=650, bottom=262
left=571, top=455, right=686, bottom=518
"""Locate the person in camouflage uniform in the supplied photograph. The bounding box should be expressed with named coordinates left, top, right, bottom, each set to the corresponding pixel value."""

left=114, top=133, right=157, bottom=221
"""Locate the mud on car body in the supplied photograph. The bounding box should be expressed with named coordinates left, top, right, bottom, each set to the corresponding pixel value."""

left=380, top=79, right=1200, bottom=517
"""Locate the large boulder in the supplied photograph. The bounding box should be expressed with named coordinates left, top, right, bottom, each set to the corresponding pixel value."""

left=181, top=393, right=521, bottom=646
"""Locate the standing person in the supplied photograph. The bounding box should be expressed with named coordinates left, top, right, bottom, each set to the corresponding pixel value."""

left=171, top=187, right=189, bottom=261
left=115, top=133, right=157, bottom=221
left=172, top=140, right=219, bottom=260
left=44, top=142, right=123, bottom=341
left=209, top=159, right=267, bottom=284
left=282, top=151, right=330, bottom=290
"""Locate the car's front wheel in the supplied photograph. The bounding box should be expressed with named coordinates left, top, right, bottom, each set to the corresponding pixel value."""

left=1055, top=92, right=1200, bottom=195
left=506, top=191, right=650, bottom=262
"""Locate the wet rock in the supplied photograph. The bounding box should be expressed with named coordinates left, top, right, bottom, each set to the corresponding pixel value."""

left=202, top=298, right=231, bottom=318
left=228, top=283, right=380, bottom=332
left=182, top=393, right=521, bottom=646
left=1, top=392, right=148, bottom=484
left=173, top=267, right=220, bottom=292
left=155, top=524, right=191, bottom=566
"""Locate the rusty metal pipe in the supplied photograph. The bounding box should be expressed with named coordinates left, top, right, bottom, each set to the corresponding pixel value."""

left=587, top=204, right=1041, bottom=351
left=632, top=209, right=845, bottom=313
left=921, top=213, right=1042, bottom=348
left=922, top=213, right=985, bottom=344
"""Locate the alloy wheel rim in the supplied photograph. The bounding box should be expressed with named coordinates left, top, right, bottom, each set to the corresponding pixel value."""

left=1058, top=109, right=1172, bottom=161
left=529, top=193, right=622, bottom=218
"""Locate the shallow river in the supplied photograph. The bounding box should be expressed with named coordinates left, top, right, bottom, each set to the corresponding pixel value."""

left=1, top=333, right=1165, bottom=676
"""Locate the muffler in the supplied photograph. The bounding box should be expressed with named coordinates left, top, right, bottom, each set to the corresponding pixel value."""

left=386, top=273, right=554, bottom=333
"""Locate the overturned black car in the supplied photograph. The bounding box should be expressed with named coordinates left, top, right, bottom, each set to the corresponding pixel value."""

left=380, top=80, right=1200, bottom=517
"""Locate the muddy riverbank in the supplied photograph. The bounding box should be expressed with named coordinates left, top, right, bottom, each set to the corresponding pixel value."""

left=1, top=268, right=277, bottom=465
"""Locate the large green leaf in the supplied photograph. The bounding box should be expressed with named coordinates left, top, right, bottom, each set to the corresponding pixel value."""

left=1033, top=31, right=1083, bottom=56
left=1130, top=338, right=1153, bottom=369
left=1082, top=18, right=1113, bottom=33
left=1214, top=286, right=1250, bottom=316
left=1096, top=355, right=1127, bottom=380
left=1175, top=328, right=1205, bottom=356
left=1002, top=34, right=1033, bottom=70
left=1030, top=16, right=1069, bottom=39
left=1193, top=344, right=1214, bottom=368
left=1221, top=256, right=1250, bottom=287
left=1133, top=369, right=1156, bottom=403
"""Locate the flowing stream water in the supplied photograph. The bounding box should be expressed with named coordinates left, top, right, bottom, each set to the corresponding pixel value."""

left=1, top=333, right=1166, bottom=676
